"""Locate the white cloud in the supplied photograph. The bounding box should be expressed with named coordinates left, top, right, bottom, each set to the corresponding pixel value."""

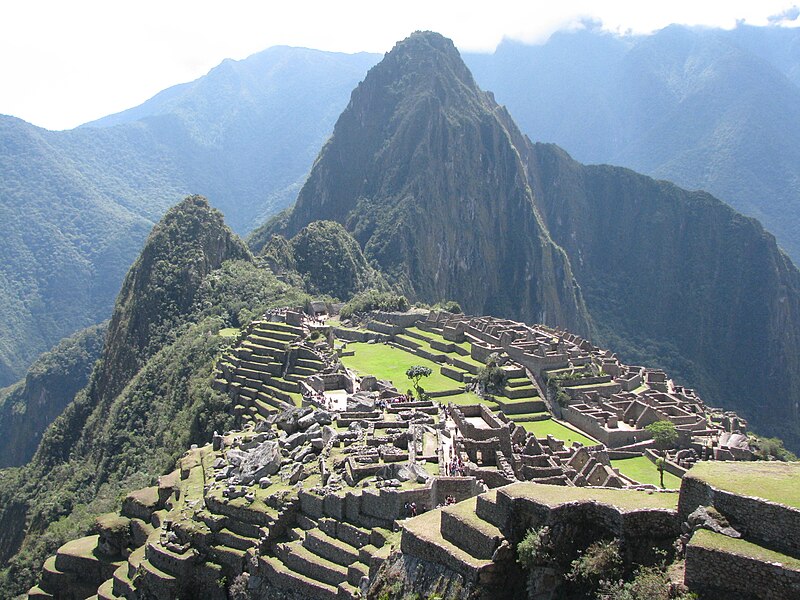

left=0, top=0, right=798, bottom=130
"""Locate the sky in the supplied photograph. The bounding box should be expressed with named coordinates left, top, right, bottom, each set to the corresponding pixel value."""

left=1, top=0, right=799, bottom=131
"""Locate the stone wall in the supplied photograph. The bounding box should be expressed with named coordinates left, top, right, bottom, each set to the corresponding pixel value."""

left=679, top=476, right=800, bottom=558
left=685, top=537, right=800, bottom=600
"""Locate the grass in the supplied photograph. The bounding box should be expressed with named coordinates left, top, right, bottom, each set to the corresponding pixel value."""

left=689, top=529, right=800, bottom=569
left=218, top=327, right=239, bottom=337
left=503, top=481, right=679, bottom=511
left=439, top=391, right=488, bottom=406
left=514, top=418, right=598, bottom=446
left=339, top=342, right=463, bottom=393
left=611, top=456, right=682, bottom=489
left=685, top=461, right=800, bottom=508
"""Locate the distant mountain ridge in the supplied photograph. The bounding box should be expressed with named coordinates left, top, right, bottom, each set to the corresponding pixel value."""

left=0, top=47, right=377, bottom=387
left=465, top=24, right=800, bottom=262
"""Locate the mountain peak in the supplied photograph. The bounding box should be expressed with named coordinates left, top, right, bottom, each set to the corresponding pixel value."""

left=260, top=32, right=591, bottom=333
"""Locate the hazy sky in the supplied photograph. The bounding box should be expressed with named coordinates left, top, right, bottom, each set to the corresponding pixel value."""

left=2, top=0, right=798, bottom=130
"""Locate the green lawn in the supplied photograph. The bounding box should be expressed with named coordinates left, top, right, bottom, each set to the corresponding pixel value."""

left=339, top=342, right=462, bottom=393
left=514, top=418, right=598, bottom=446
left=685, top=461, right=800, bottom=508
left=219, top=327, right=239, bottom=337
left=612, top=456, right=682, bottom=489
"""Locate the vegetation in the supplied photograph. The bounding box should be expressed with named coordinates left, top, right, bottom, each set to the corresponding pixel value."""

left=339, top=343, right=459, bottom=393
left=289, top=221, right=386, bottom=300
left=646, top=421, right=678, bottom=451
left=750, top=435, right=798, bottom=462
left=475, top=353, right=508, bottom=395
left=340, top=290, right=409, bottom=320
left=517, top=526, right=552, bottom=570
left=611, top=456, right=682, bottom=489
left=514, top=419, right=598, bottom=447
left=598, top=564, right=697, bottom=600
left=566, top=539, right=623, bottom=589
left=406, top=365, right=432, bottom=400
left=685, top=461, right=800, bottom=509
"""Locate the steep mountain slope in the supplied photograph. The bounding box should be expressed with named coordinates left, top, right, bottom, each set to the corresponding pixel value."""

left=0, top=47, right=378, bottom=387
left=0, top=196, right=310, bottom=597
left=524, top=143, right=800, bottom=446
left=257, top=31, right=800, bottom=448
left=464, top=24, right=800, bottom=263
left=0, top=323, right=106, bottom=468
left=256, top=32, right=591, bottom=334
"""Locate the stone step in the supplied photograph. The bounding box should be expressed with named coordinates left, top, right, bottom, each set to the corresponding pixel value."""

left=248, top=334, right=289, bottom=351
left=112, top=563, right=134, bottom=598
left=252, top=326, right=298, bottom=343
left=302, top=529, right=359, bottom=567
left=400, top=510, right=494, bottom=578
left=278, top=540, right=348, bottom=586
left=138, top=558, right=177, bottom=594
left=41, top=554, right=73, bottom=591
left=209, top=543, right=247, bottom=571
left=295, top=358, right=323, bottom=371
left=440, top=497, right=503, bottom=560
left=127, top=546, right=146, bottom=580
left=241, top=341, right=283, bottom=359
left=255, top=321, right=303, bottom=337
left=318, top=518, right=371, bottom=549
left=338, top=581, right=362, bottom=600
left=474, top=489, right=506, bottom=530
left=27, top=585, right=54, bottom=600
left=97, top=578, right=121, bottom=600
left=260, top=556, right=339, bottom=600
left=145, top=540, right=195, bottom=577
left=346, top=561, right=369, bottom=586
left=215, top=528, right=257, bottom=551
left=292, top=366, right=318, bottom=377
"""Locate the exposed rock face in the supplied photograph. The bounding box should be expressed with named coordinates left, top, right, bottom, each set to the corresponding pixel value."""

left=258, top=31, right=591, bottom=335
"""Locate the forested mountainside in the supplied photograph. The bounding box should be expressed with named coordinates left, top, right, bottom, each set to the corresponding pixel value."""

left=257, top=31, right=800, bottom=449
left=0, top=323, right=106, bottom=468
left=465, top=24, right=800, bottom=263
left=0, top=47, right=375, bottom=387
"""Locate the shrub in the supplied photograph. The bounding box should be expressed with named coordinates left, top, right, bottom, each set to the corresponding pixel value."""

left=517, top=526, right=552, bottom=570
left=566, top=539, right=623, bottom=587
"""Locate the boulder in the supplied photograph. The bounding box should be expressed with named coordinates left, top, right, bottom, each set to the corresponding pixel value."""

left=237, top=440, right=282, bottom=484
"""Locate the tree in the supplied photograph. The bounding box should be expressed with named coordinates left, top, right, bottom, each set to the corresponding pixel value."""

left=646, top=421, right=678, bottom=489
left=406, top=365, right=432, bottom=400
left=646, top=420, right=678, bottom=451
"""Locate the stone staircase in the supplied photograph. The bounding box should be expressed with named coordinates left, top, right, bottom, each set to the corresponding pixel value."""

left=399, top=494, right=504, bottom=586
left=264, top=514, right=394, bottom=600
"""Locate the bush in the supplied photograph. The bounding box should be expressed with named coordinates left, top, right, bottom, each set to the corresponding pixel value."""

left=517, top=526, right=552, bottom=570
left=566, top=539, right=623, bottom=587
left=597, top=565, right=697, bottom=600
left=476, top=353, right=508, bottom=394
left=340, top=289, right=409, bottom=319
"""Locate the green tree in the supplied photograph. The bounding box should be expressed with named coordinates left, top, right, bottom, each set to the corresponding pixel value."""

left=406, top=365, right=432, bottom=400
left=646, top=421, right=678, bottom=489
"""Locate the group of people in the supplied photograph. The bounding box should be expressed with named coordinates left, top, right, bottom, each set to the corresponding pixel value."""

left=403, top=501, right=418, bottom=517
left=445, top=454, right=467, bottom=477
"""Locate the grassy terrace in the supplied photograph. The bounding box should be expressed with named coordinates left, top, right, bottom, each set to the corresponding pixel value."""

left=685, top=461, right=800, bottom=508
left=502, top=481, right=679, bottom=511
left=340, top=342, right=463, bottom=393
left=689, top=529, right=800, bottom=569
left=406, top=326, right=471, bottom=352
left=512, top=418, right=598, bottom=446
left=612, top=456, right=682, bottom=489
